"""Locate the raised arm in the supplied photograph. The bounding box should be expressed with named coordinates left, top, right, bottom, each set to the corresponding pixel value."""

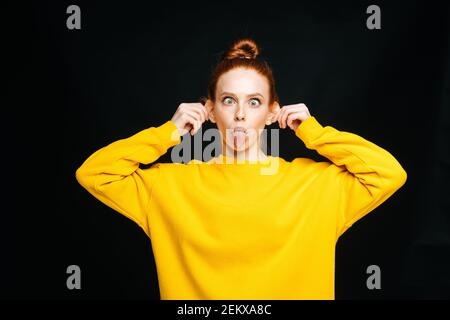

left=75, top=101, right=209, bottom=237
left=295, top=115, right=407, bottom=237
left=75, top=120, right=181, bottom=237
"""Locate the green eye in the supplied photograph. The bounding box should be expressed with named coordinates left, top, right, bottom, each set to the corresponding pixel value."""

left=223, top=97, right=234, bottom=105
left=249, top=98, right=261, bottom=107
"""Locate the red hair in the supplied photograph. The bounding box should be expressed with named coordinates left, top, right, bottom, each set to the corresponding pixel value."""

left=202, top=38, right=279, bottom=108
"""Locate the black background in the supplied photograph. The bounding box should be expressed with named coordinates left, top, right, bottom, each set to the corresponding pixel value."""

left=5, top=0, right=449, bottom=299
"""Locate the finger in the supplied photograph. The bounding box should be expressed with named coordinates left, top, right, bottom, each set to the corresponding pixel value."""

left=195, top=103, right=209, bottom=123
left=279, top=105, right=295, bottom=128
left=182, top=113, right=198, bottom=135
left=200, top=104, right=209, bottom=122
left=277, top=108, right=284, bottom=128
left=286, top=112, right=302, bottom=129
left=296, top=104, right=310, bottom=116
left=274, top=109, right=282, bottom=124
left=193, top=119, right=202, bottom=135
left=281, top=108, right=295, bottom=129
left=187, top=105, right=206, bottom=123
left=183, top=109, right=202, bottom=124
left=191, top=120, right=200, bottom=135
left=184, top=104, right=204, bottom=124
left=195, top=104, right=207, bottom=123
left=283, top=104, right=304, bottom=114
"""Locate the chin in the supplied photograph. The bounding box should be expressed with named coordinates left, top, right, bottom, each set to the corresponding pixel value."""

left=234, top=145, right=249, bottom=152
left=225, top=139, right=253, bottom=153
left=225, top=143, right=248, bottom=152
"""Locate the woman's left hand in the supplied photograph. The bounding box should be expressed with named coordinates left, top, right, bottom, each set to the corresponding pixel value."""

left=276, top=103, right=312, bottom=131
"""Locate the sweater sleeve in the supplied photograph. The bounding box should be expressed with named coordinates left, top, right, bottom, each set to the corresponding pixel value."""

left=294, top=116, right=407, bottom=238
left=75, top=120, right=181, bottom=237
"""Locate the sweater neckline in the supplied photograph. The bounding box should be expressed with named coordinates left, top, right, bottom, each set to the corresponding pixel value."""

left=207, top=154, right=279, bottom=166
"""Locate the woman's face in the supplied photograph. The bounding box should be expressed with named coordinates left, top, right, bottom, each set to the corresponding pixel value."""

left=206, top=68, right=280, bottom=153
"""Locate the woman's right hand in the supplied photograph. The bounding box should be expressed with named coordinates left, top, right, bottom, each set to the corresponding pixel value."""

left=171, top=103, right=209, bottom=136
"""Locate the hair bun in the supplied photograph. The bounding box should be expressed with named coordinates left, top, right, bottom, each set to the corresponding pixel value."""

left=223, top=38, right=260, bottom=60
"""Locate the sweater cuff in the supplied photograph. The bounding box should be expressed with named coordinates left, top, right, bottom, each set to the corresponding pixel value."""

left=294, top=116, right=324, bottom=144
left=152, top=120, right=181, bottom=151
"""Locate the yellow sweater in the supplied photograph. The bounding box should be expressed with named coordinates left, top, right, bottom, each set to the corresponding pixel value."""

left=75, top=116, right=407, bottom=300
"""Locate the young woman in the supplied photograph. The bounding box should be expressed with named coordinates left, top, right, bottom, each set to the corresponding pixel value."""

left=76, top=38, right=407, bottom=300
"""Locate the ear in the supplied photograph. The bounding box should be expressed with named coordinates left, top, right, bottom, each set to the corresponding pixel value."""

left=265, top=101, right=281, bottom=125
left=205, top=99, right=216, bottom=123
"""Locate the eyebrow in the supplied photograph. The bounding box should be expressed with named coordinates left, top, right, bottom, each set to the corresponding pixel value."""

left=220, top=92, right=265, bottom=99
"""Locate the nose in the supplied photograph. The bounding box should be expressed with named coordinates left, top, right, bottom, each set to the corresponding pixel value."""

left=234, top=105, right=246, bottom=121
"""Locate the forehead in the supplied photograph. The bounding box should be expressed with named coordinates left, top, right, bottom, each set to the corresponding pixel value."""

left=216, top=68, right=269, bottom=95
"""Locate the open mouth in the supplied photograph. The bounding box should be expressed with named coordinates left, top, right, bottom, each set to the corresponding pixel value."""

left=233, top=127, right=247, bottom=134
left=232, top=128, right=248, bottom=148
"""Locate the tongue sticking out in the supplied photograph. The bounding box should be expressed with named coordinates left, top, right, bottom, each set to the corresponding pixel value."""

left=234, top=131, right=246, bottom=148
